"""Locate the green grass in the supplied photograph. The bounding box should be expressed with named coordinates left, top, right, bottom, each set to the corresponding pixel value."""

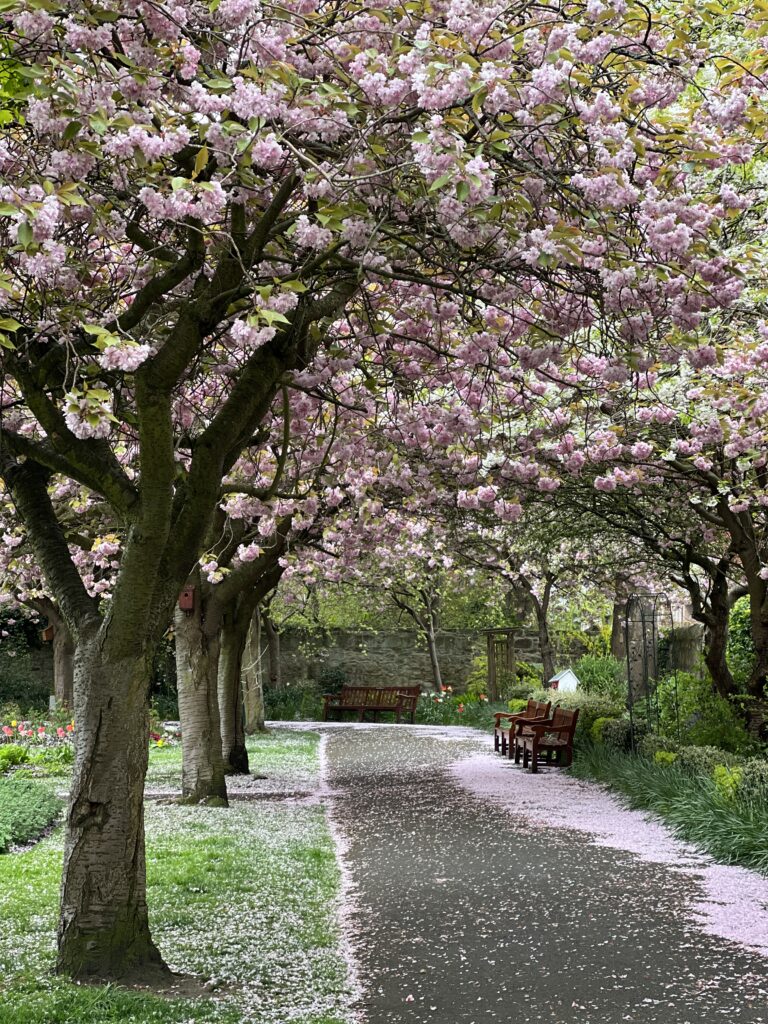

left=0, top=731, right=354, bottom=1024
left=0, top=777, right=62, bottom=853
left=572, top=744, right=768, bottom=873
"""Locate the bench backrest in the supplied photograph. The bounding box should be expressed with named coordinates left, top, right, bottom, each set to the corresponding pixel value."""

left=532, top=699, right=551, bottom=718
left=550, top=706, right=579, bottom=741
left=337, top=685, right=412, bottom=707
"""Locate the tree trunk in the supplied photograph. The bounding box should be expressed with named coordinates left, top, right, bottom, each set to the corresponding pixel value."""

left=243, top=607, right=267, bottom=734
left=702, top=569, right=737, bottom=700
left=57, top=637, right=167, bottom=981
left=610, top=598, right=627, bottom=662
left=535, top=609, right=556, bottom=683
left=174, top=604, right=227, bottom=805
left=52, top=619, right=75, bottom=709
left=263, top=611, right=281, bottom=689
left=425, top=623, right=443, bottom=692
left=218, top=601, right=253, bottom=775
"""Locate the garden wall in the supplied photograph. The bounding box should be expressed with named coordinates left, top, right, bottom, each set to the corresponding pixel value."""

left=277, top=626, right=553, bottom=690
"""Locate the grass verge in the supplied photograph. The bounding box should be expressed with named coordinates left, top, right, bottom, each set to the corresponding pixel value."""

left=571, top=743, right=768, bottom=873
left=0, top=730, right=354, bottom=1024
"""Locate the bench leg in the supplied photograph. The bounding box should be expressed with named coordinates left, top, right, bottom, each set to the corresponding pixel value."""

left=514, top=740, right=522, bottom=765
left=494, top=731, right=500, bottom=752
left=530, top=744, right=539, bottom=773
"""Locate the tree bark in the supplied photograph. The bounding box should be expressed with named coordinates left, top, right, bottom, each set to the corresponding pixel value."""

left=702, top=569, right=738, bottom=699
left=425, top=621, right=444, bottom=693
left=52, top=618, right=75, bottom=709
left=243, top=607, right=267, bottom=734
left=263, top=610, right=282, bottom=689
left=174, top=601, right=227, bottom=805
left=57, top=637, right=167, bottom=980
left=218, top=597, right=255, bottom=774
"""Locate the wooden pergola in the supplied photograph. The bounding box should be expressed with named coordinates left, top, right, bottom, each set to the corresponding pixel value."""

left=483, top=628, right=517, bottom=701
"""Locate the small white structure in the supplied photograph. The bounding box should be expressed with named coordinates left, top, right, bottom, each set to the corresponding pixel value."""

left=548, top=668, right=580, bottom=693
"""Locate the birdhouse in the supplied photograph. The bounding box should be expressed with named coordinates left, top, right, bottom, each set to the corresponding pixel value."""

left=178, top=586, right=196, bottom=613
left=41, top=625, right=54, bottom=642
left=548, top=668, right=580, bottom=693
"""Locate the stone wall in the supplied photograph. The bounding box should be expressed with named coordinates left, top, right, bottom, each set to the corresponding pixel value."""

left=277, top=626, right=561, bottom=691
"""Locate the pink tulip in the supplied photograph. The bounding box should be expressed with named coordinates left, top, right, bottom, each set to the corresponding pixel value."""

left=1, top=726, right=12, bottom=737
left=57, top=727, right=65, bottom=738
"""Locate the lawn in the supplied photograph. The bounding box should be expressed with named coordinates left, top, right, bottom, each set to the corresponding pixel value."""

left=0, top=731, right=355, bottom=1024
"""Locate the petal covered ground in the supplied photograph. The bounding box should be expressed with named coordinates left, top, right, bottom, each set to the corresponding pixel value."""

left=315, top=724, right=768, bottom=1024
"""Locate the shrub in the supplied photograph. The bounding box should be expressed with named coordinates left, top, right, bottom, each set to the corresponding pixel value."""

left=265, top=680, right=324, bottom=721
left=529, top=689, right=624, bottom=743
left=29, top=745, right=74, bottom=774
left=737, top=759, right=768, bottom=803
left=654, top=750, right=678, bottom=766
left=713, top=764, right=742, bottom=800
left=574, top=655, right=626, bottom=701
left=318, top=664, right=347, bottom=694
left=514, top=661, right=543, bottom=691
left=0, top=777, right=62, bottom=853
left=0, top=745, right=29, bottom=773
left=728, top=596, right=755, bottom=689
left=590, top=716, right=615, bottom=743
left=638, top=733, right=679, bottom=759
left=506, top=698, right=529, bottom=714
left=656, top=670, right=753, bottom=752
left=675, top=744, right=742, bottom=777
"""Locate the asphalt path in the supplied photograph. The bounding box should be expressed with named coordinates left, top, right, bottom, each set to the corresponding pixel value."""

left=323, top=725, right=768, bottom=1024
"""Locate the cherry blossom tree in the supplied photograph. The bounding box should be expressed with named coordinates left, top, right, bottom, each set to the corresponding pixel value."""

left=0, top=0, right=756, bottom=982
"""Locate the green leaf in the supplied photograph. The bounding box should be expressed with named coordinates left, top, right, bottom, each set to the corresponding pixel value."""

left=62, top=121, right=82, bottom=142
left=0, top=317, right=21, bottom=331
left=429, top=172, right=454, bottom=192
left=16, top=222, right=32, bottom=246
left=0, top=333, right=15, bottom=350
left=193, top=145, right=209, bottom=178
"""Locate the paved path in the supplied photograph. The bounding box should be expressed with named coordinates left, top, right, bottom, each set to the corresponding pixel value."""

left=322, top=725, right=768, bottom=1024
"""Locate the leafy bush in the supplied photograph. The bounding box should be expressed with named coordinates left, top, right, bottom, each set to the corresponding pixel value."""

left=737, top=759, right=768, bottom=803
left=318, top=663, right=347, bottom=694
left=654, top=750, right=678, bottom=766
left=506, top=698, right=529, bottom=714
left=590, top=716, right=616, bottom=743
left=656, top=670, right=753, bottom=753
left=529, top=689, right=624, bottom=744
left=574, top=655, right=626, bottom=701
left=638, top=733, right=679, bottom=759
left=514, top=661, right=543, bottom=691
left=0, top=745, right=29, bottom=773
left=0, top=778, right=62, bottom=853
left=728, top=596, right=755, bottom=690
left=675, top=744, right=742, bottom=776
left=265, top=680, right=324, bottom=721
left=713, top=764, right=742, bottom=800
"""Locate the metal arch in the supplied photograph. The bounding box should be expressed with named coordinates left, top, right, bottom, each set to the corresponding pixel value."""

left=624, top=593, right=681, bottom=752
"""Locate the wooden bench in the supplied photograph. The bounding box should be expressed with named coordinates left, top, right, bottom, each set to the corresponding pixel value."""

left=322, top=685, right=421, bottom=723
left=493, top=699, right=552, bottom=758
left=514, top=707, right=580, bottom=773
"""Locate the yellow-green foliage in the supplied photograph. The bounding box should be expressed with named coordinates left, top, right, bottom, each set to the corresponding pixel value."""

left=713, top=764, right=743, bottom=800
left=590, top=716, right=617, bottom=743
left=506, top=698, right=529, bottom=714
left=654, top=750, right=678, bottom=766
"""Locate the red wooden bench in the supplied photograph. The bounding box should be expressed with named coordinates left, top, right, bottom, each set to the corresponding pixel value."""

left=493, top=699, right=552, bottom=758
left=514, top=707, right=580, bottom=773
left=322, top=685, right=421, bottom=723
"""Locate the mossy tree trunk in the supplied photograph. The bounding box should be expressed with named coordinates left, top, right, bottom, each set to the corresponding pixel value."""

left=58, top=636, right=166, bottom=980
left=175, top=581, right=228, bottom=805
left=243, top=606, right=267, bottom=734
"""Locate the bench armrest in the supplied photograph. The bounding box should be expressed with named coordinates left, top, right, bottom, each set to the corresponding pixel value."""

left=524, top=721, right=570, bottom=738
